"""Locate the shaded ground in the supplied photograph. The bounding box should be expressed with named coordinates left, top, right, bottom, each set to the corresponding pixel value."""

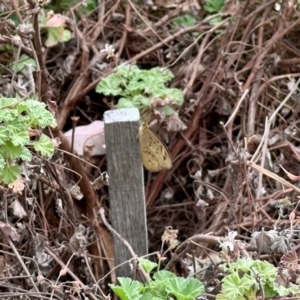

left=1, top=0, right=300, bottom=299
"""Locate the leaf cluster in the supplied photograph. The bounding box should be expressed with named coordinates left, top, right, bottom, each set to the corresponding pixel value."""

left=204, top=0, right=225, bottom=13
left=108, top=258, right=204, bottom=300
left=0, top=98, right=56, bottom=184
left=217, top=258, right=300, bottom=300
left=96, top=65, right=184, bottom=117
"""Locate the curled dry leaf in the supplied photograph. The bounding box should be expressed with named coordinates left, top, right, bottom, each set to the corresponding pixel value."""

left=9, top=199, right=27, bottom=218
left=90, top=171, right=109, bottom=190
left=69, top=225, right=87, bottom=254
left=8, top=176, right=25, bottom=193
left=64, top=120, right=106, bottom=156
left=167, top=112, right=187, bottom=132
left=0, top=221, right=20, bottom=241
left=162, top=226, right=179, bottom=249
left=69, top=184, right=83, bottom=200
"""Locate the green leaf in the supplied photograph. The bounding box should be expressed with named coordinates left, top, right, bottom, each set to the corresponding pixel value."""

left=139, top=258, right=158, bottom=274
left=0, top=97, right=15, bottom=108
left=0, top=165, right=20, bottom=184
left=0, top=108, right=17, bottom=122
left=172, top=15, right=197, bottom=28
left=208, top=16, right=224, bottom=29
left=221, top=273, right=249, bottom=299
left=165, top=88, right=184, bottom=105
left=153, top=270, right=176, bottom=281
left=138, top=72, right=161, bottom=86
left=285, top=283, right=300, bottom=296
left=0, top=97, right=56, bottom=185
left=35, top=109, right=57, bottom=128
left=147, top=279, right=168, bottom=299
left=149, top=67, right=174, bottom=82
left=131, top=95, right=150, bottom=107
left=0, top=155, right=5, bottom=172
left=263, top=282, right=278, bottom=298
left=147, top=270, right=176, bottom=298
left=204, top=0, right=225, bottom=13
left=139, top=96, right=151, bottom=107
left=0, top=126, right=8, bottom=145
left=17, top=99, right=56, bottom=128
left=45, top=26, right=64, bottom=47
left=149, top=86, right=168, bottom=98
left=96, top=75, right=124, bottom=96
left=7, top=124, right=29, bottom=146
left=165, top=277, right=204, bottom=300
left=220, top=258, right=253, bottom=273
left=20, top=147, right=32, bottom=161
left=127, top=79, right=144, bottom=94
left=109, top=277, right=143, bottom=300
left=116, top=98, right=136, bottom=108
left=80, top=0, right=97, bottom=14
left=216, top=293, right=244, bottom=300
left=116, top=65, right=141, bottom=79
left=95, top=64, right=183, bottom=115
left=164, top=106, right=175, bottom=116
left=239, top=274, right=258, bottom=299
left=33, top=134, right=54, bottom=157
left=62, top=29, right=72, bottom=42
left=140, top=293, right=164, bottom=300
left=251, top=260, right=277, bottom=283
left=12, top=54, right=36, bottom=72
left=216, top=294, right=231, bottom=300
left=0, top=141, right=23, bottom=159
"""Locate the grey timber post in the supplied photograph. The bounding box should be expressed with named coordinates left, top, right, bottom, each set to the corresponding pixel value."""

left=104, top=108, right=148, bottom=277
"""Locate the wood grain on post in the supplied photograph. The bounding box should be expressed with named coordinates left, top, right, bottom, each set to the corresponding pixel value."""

left=104, top=108, right=147, bottom=277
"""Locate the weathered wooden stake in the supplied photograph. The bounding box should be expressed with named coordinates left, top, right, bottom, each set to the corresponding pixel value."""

left=104, top=108, right=147, bottom=277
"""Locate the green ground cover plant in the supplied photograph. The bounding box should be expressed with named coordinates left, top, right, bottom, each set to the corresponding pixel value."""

left=217, top=258, right=300, bottom=300
left=109, top=258, right=205, bottom=300
left=96, top=65, right=184, bottom=117
left=0, top=98, right=56, bottom=185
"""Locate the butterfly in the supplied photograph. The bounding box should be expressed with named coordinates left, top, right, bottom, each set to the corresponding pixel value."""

left=139, top=123, right=172, bottom=172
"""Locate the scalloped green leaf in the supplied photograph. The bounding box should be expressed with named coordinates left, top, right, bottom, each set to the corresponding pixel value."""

left=172, top=14, right=197, bottom=28
left=148, top=67, right=174, bottom=82
left=139, top=258, right=158, bottom=274
left=127, top=79, right=144, bottom=94
left=153, top=270, right=176, bottom=281
left=165, top=277, right=204, bottom=300
left=0, top=126, right=8, bottom=145
left=165, top=88, right=184, bottom=105
left=0, top=98, right=15, bottom=108
left=251, top=260, right=277, bottom=283
left=33, top=134, right=54, bottom=157
left=221, top=273, right=254, bottom=299
left=116, top=64, right=141, bottom=79
left=0, top=155, right=4, bottom=172
left=12, top=54, right=36, bottom=72
left=0, top=141, right=23, bottom=159
left=0, top=165, right=20, bottom=184
left=7, top=124, right=29, bottom=146
left=17, top=99, right=56, bottom=128
left=20, top=147, right=32, bottom=161
left=132, top=95, right=149, bottom=107
left=0, top=108, right=17, bottom=122
left=109, top=277, right=143, bottom=300
left=140, top=292, right=164, bottom=300
left=96, top=75, right=124, bottom=96
left=116, top=98, right=136, bottom=108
